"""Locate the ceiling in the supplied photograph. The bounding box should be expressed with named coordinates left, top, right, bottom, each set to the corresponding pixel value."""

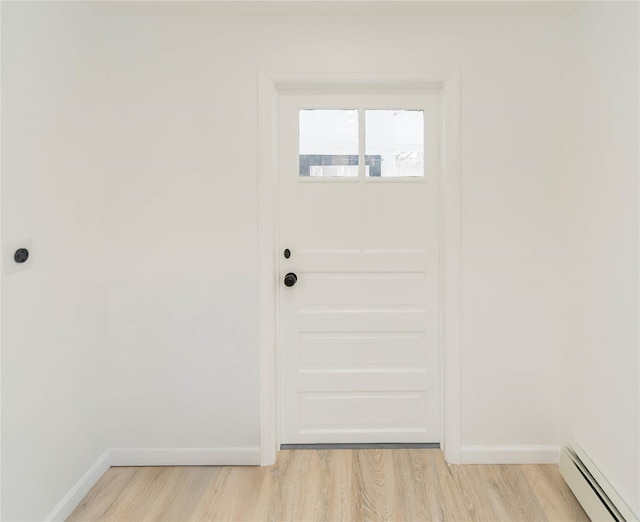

left=85, top=0, right=586, bottom=17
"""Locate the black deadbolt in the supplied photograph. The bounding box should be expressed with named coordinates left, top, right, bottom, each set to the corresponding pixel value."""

left=284, top=272, right=297, bottom=287
left=14, top=248, right=29, bottom=264
left=284, top=249, right=291, bottom=259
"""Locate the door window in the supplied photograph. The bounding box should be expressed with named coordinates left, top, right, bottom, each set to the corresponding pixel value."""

left=298, top=109, right=359, bottom=177
left=365, top=110, right=424, bottom=177
left=298, top=108, right=425, bottom=178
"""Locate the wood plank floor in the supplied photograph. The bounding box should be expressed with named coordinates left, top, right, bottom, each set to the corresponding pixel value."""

left=67, top=449, right=588, bottom=522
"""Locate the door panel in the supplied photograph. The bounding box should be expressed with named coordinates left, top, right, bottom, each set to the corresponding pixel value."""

left=298, top=332, right=428, bottom=370
left=363, top=183, right=434, bottom=250
left=288, top=251, right=430, bottom=272
left=289, top=183, right=362, bottom=250
left=279, top=92, right=440, bottom=444
left=295, top=310, right=429, bottom=333
left=298, top=393, right=430, bottom=438
left=299, top=273, right=426, bottom=308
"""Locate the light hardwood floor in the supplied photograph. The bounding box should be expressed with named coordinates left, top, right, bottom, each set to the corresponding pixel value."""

left=67, top=449, right=588, bottom=522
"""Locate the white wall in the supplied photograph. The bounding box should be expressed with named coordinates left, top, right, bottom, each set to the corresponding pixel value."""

left=103, top=14, right=567, bottom=452
left=1, top=2, right=108, bottom=520
left=563, top=2, right=639, bottom=517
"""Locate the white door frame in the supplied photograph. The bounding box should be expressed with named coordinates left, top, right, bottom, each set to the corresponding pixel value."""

left=257, top=69, right=461, bottom=465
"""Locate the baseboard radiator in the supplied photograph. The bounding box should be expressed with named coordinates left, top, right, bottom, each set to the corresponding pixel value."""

left=560, top=442, right=638, bottom=522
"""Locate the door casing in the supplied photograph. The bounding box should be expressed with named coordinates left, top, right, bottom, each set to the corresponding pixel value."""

left=257, top=69, right=461, bottom=465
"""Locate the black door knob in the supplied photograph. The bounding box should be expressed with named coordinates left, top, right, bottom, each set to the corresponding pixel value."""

left=284, top=272, right=297, bottom=287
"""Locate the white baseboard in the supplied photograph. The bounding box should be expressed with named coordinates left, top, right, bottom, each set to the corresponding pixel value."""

left=460, top=445, right=560, bottom=464
left=44, top=449, right=112, bottom=522
left=109, top=447, right=261, bottom=466
left=44, top=446, right=260, bottom=521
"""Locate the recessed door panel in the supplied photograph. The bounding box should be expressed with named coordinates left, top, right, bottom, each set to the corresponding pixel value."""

left=298, top=332, right=429, bottom=370
left=298, top=273, right=426, bottom=308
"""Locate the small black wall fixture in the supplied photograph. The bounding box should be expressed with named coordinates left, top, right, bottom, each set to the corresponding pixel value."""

left=14, top=248, right=29, bottom=264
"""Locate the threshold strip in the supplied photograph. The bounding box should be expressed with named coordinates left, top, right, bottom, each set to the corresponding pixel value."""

left=280, top=443, right=440, bottom=450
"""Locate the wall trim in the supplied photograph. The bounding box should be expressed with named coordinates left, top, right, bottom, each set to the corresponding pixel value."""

left=460, top=445, right=560, bottom=464
left=109, top=447, right=261, bottom=466
left=44, top=450, right=112, bottom=522
left=257, top=68, right=462, bottom=466
left=44, top=446, right=260, bottom=520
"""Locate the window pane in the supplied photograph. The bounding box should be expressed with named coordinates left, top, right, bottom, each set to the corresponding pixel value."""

left=299, top=109, right=359, bottom=177
left=365, top=110, right=424, bottom=177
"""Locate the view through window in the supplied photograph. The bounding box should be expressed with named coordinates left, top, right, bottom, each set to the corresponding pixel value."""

left=299, top=109, right=424, bottom=178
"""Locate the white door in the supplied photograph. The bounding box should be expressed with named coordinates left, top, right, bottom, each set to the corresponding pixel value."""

left=279, top=90, right=440, bottom=444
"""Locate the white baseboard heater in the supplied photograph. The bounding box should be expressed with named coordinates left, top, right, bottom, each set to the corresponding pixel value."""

left=560, top=442, right=638, bottom=522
